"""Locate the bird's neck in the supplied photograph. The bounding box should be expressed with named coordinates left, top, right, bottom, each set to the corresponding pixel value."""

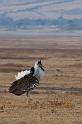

left=34, top=65, right=44, bottom=80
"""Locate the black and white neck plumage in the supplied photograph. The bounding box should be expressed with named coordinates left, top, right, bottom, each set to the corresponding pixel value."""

left=30, top=67, right=35, bottom=75
left=34, top=60, right=45, bottom=81
left=15, top=60, right=45, bottom=81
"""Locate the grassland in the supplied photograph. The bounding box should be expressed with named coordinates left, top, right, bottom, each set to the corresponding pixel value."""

left=0, top=36, right=82, bottom=124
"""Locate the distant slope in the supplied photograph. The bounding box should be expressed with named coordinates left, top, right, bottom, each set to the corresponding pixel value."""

left=0, top=0, right=82, bottom=33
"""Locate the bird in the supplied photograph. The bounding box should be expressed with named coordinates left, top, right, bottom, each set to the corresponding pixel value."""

left=9, top=60, right=45, bottom=96
left=9, top=67, right=39, bottom=96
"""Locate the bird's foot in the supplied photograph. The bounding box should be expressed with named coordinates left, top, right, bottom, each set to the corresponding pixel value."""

left=26, top=91, right=29, bottom=97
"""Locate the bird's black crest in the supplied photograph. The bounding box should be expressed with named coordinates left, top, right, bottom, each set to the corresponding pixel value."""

left=38, top=60, right=41, bottom=64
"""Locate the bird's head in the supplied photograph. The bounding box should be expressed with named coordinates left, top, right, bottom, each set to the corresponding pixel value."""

left=35, top=59, right=45, bottom=71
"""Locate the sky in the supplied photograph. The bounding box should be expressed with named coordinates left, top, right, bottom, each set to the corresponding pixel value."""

left=0, top=0, right=82, bottom=35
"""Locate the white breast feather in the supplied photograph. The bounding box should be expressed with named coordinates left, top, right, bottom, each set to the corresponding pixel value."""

left=34, top=63, right=44, bottom=80
left=38, top=67, right=44, bottom=80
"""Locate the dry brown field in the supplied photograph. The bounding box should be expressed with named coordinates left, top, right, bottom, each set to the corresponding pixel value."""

left=0, top=36, right=82, bottom=124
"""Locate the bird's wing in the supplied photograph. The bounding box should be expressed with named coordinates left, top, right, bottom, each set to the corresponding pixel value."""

left=9, top=74, right=39, bottom=96
left=15, top=70, right=30, bottom=80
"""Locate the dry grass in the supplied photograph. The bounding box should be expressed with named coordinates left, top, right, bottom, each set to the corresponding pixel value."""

left=0, top=36, right=82, bottom=124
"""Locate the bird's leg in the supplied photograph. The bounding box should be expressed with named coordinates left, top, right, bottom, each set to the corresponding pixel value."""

left=26, top=88, right=31, bottom=97
left=26, top=82, right=31, bottom=97
left=26, top=91, right=29, bottom=97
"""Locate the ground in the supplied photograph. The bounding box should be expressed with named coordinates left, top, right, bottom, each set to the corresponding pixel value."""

left=0, top=36, right=82, bottom=124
